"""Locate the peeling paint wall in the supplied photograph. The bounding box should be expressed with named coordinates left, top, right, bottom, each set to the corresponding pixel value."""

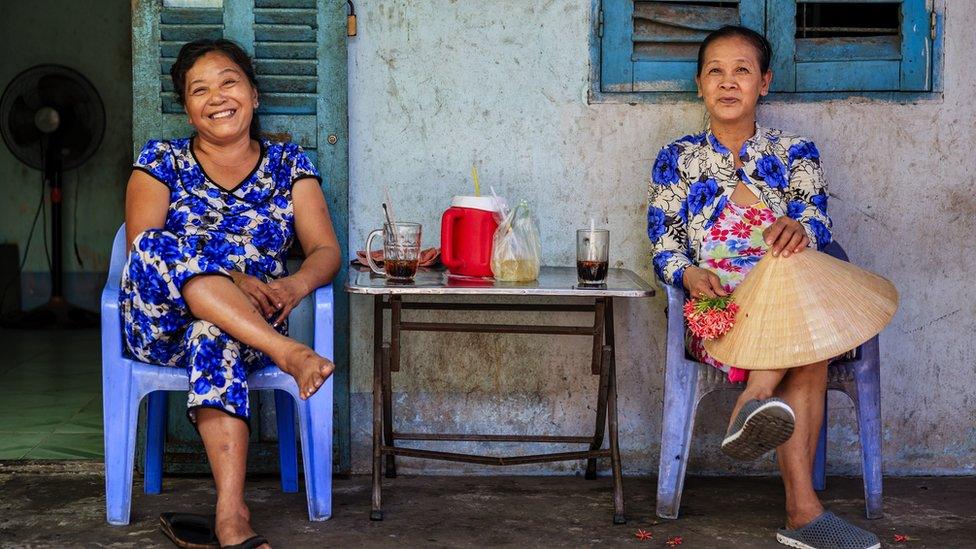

left=347, top=1, right=976, bottom=475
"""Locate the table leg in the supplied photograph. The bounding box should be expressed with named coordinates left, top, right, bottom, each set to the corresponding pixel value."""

left=384, top=297, right=400, bottom=478
left=586, top=298, right=609, bottom=480
left=371, top=296, right=384, bottom=520
left=606, top=298, right=626, bottom=524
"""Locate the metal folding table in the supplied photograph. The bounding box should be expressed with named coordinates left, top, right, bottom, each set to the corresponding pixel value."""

left=346, top=266, right=654, bottom=523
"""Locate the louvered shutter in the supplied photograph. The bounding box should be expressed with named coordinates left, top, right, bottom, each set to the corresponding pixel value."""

left=253, top=0, right=319, bottom=115
left=768, top=0, right=932, bottom=92
left=601, top=0, right=765, bottom=92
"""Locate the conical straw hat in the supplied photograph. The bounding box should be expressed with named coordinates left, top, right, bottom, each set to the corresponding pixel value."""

left=704, top=249, right=898, bottom=370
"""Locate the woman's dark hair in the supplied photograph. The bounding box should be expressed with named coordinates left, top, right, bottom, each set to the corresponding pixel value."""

left=697, top=25, right=772, bottom=75
left=170, top=39, right=261, bottom=139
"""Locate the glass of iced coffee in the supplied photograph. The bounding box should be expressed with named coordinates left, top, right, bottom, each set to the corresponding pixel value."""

left=365, top=222, right=422, bottom=282
left=576, top=229, right=609, bottom=285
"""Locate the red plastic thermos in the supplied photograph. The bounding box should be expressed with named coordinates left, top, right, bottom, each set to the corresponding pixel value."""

left=440, top=196, right=501, bottom=277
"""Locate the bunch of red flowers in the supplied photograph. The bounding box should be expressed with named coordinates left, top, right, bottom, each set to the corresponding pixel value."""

left=683, top=295, right=739, bottom=340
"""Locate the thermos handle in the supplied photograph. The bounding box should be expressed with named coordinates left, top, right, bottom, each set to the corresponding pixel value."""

left=440, top=209, right=463, bottom=270
left=365, top=229, right=386, bottom=276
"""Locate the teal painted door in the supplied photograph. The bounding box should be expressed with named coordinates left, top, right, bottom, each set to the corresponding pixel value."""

left=131, top=0, right=350, bottom=473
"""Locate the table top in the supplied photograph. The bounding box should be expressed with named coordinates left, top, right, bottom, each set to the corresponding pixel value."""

left=345, top=265, right=656, bottom=297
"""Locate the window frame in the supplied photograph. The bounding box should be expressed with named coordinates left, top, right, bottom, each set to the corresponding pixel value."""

left=589, top=0, right=945, bottom=104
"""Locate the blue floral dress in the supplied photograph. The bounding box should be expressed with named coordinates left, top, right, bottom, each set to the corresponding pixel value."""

left=120, top=137, right=320, bottom=423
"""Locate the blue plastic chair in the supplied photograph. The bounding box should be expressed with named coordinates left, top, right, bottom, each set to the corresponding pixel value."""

left=655, top=241, right=883, bottom=520
left=101, top=225, right=334, bottom=525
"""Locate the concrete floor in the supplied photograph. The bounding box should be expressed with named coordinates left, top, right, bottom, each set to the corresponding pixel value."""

left=0, top=462, right=972, bottom=548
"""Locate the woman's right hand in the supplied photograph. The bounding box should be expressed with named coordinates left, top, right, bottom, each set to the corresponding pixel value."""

left=682, top=266, right=729, bottom=299
left=230, top=271, right=282, bottom=320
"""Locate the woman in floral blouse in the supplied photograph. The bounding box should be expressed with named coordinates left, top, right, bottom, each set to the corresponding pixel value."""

left=648, top=26, right=879, bottom=549
left=122, top=39, right=339, bottom=548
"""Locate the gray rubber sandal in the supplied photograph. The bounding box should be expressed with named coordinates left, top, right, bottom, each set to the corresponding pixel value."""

left=776, top=511, right=880, bottom=549
left=721, top=398, right=795, bottom=460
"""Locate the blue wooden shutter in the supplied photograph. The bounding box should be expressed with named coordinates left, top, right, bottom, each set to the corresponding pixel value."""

left=601, top=0, right=765, bottom=92
left=252, top=0, right=319, bottom=115
left=768, top=0, right=932, bottom=92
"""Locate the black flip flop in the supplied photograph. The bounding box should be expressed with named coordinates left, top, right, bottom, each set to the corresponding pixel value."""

left=159, top=512, right=220, bottom=549
left=220, top=535, right=269, bottom=549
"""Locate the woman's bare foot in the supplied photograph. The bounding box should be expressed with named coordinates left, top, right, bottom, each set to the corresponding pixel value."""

left=216, top=501, right=270, bottom=548
left=275, top=341, right=335, bottom=399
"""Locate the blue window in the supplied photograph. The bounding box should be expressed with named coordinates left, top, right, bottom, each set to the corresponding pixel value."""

left=598, top=0, right=939, bottom=96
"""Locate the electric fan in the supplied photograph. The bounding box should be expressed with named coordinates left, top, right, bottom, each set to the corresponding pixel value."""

left=1, top=64, right=105, bottom=328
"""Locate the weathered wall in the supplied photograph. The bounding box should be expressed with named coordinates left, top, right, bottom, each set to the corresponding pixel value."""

left=0, top=1, right=131, bottom=309
left=347, top=1, right=975, bottom=476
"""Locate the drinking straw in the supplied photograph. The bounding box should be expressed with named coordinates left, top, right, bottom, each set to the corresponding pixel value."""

left=471, top=165, right=481, bottom=197
left=589, top=217, right=596, bottom=261
left=383, top=187, right=404, bottom=260
left=381, top=203, right=400, bottom=260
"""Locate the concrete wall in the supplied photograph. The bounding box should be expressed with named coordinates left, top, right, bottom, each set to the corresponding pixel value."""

left=347, top=1, right=975, bottom=476
left=0, top=1, right=131, bottom=309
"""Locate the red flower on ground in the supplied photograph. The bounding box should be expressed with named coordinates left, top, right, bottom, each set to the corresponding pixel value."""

left=894, top=534, right=911, bottom=542
left=666, top=536, right=683, bottom=546
left=634, top=529, right=652, bottom=540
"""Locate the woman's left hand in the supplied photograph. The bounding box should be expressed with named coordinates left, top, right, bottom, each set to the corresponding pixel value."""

left=763, top=216, right=810, bottom=258
left=267, top=276, right=311, bottom=327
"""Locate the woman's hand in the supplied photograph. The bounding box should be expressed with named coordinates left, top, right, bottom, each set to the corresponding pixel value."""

left=230, top=271, right=282, bottom=321
left=683, top=266, right=728, bottom=299
left=763, top=216, right=810, bottom=258
left=267, top=276, right=312, bottom=327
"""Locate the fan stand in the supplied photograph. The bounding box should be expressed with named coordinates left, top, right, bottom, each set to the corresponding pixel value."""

left=5, top=133, right=99, bottom=329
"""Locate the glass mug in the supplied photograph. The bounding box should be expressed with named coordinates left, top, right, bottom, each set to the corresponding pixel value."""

left=576, top=229, right=609, bottom=285
left=365, top=222, right=422, bottom=282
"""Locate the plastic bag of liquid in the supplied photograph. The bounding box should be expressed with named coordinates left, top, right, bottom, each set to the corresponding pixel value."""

left=491, top=200, right=541, bottom=282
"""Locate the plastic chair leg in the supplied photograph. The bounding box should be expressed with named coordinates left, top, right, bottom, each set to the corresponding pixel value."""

left=144, top=391, right=168, bottom=495
left=656, top=361, right=699, bottom=519
left=275, top=389, right=299, bottom=493
left=296, top=379, right=333, bottom=521
left=854, top=339, right=884, bottom=519
left=813, top=396, right=828, bottom=491
left=104, top=382, right=143, bottom=525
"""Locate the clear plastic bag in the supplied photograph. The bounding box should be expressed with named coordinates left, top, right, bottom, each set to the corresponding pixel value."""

left=491, top=200, right=541, bottom=281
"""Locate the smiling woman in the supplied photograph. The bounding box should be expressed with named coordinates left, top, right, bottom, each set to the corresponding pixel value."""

left=119, top=39, right=342, bottom=549
left=170, top=40, right=261, bottom=142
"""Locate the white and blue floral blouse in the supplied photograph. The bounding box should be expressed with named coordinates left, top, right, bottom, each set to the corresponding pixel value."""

left=647, top=125, right=832, bottom=288
left=119, top=137, right=320, bottom=422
